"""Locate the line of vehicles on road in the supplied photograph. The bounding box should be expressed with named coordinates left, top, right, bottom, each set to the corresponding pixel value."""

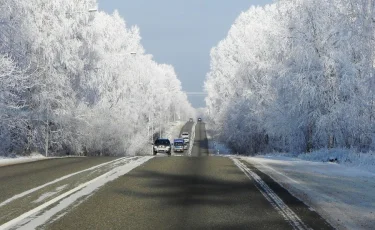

left=152, top=132, right=189, bottom=156
left=152, top=118, right=201, bottom=156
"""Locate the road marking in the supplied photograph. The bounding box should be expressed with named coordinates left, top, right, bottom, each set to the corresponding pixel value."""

left=0, top=156, right=137, bottom=208
left=0, top=156, right=153, bottom=230
left=187, top=122, right=196, bottom=156
left=232, top=158, right=311, bottom=230
left=32, top=185, right=68, bottom=204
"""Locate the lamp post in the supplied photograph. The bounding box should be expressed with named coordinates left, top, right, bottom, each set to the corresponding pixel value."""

left=66, top=8, right=98, bottom=16
left=88, top=8, right=98, bottom=13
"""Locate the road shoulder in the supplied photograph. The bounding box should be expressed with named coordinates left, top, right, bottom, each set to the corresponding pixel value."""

left=237, top=158, right=333, bottom=229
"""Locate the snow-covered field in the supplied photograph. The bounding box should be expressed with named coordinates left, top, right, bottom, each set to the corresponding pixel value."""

left=242, top=155, right=375, bottom=230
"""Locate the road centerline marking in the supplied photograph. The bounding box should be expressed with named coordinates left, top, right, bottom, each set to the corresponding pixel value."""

left=232, top=157, right=311, bottom=230
left=187, top=122, right=196, bottom=156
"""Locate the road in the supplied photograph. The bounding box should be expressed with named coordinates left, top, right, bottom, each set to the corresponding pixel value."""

left=179, top=121, right=194, bottom=137
left=0, top=157, right=118, bottom=204
left=178, top=121, right=208, bottom=156
left=0, top=122, right=333, bottom=229
left=191, top=121, right=209, bottom=157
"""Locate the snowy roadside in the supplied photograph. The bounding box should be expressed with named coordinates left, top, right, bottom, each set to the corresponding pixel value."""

left=204, top=128, right=375, bottom=229
left=0, top=152, right=88, bottom=167
left=242, top=156, right=375, bottom=230
left=265, top=149, right=375, bottom=174
left=0, top=153, right=60, bottom=167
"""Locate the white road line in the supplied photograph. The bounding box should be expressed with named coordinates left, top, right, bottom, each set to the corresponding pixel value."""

left=0, top=156, right=153, bottom=230
left=0, top=156, right=137, bottom=208
left=188, top=122, right=196, bottom=156
left=232, top=158, right=311, bottom=230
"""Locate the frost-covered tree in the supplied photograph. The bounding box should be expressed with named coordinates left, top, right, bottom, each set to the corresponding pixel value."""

left=0, top=55, right=31, bottom=155
left=205, top=0, right=375, bottom=154
left=0, top=0, right=194, bottom=156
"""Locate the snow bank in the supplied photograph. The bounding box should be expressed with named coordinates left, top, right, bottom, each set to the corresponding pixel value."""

left=243, top=156, right=375, bottom=230
left=263, top=149, right=375, bottom=174
left=0, top=153, right=46, bottom=167
left=203, top=132, right=375, bottom=229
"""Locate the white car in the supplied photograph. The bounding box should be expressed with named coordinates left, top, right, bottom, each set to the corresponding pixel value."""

left=153, top=139, right=171, bottom=156
left=181, top=132, right=189, bottom=143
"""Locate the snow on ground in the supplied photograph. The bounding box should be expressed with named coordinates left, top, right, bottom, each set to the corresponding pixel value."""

left=0, top=157, right=135, bottom=208
left=204, top=127, right=375, bottom=229
left=3, top=156, right=153, bottom=230
left=0, top=152, right=47, bottom=167
left=242, top=155, right=375, bottom=230
left=265, top=149, right=375, bottom=174
left=33, top=185, right=67, bottom=204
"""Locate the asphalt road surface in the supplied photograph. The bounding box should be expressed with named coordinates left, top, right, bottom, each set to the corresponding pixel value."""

left=45, top=122, right=332, bottom=230
left=0, top=157, right=118, bottom=204
left=1, top=122, right=333, bottom=229
left=179, top=121, right=194, bottom=137
left=191, top=121, right=209, bottom=157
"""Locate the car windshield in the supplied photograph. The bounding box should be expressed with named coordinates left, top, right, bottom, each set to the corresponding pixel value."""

left=174, top=142, right=184, bottom=146
left=154, top=139, right=170, bottom=145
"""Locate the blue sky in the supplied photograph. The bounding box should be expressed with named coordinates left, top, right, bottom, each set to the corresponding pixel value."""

left=98, top=0, right=273, bottom=108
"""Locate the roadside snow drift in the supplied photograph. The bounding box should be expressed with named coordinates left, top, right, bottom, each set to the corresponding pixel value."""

left=243, top=156, right=375, bottom=230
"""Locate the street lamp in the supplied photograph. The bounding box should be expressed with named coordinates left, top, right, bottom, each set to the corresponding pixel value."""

left=66, top=8, right=97, bottom=16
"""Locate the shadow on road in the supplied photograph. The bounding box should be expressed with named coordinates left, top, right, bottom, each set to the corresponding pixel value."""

left=113, top=157, right=292, bottom=229
left=191, top=122, right=209, bottom=157
left=117, top=168, right=248, bottom=207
